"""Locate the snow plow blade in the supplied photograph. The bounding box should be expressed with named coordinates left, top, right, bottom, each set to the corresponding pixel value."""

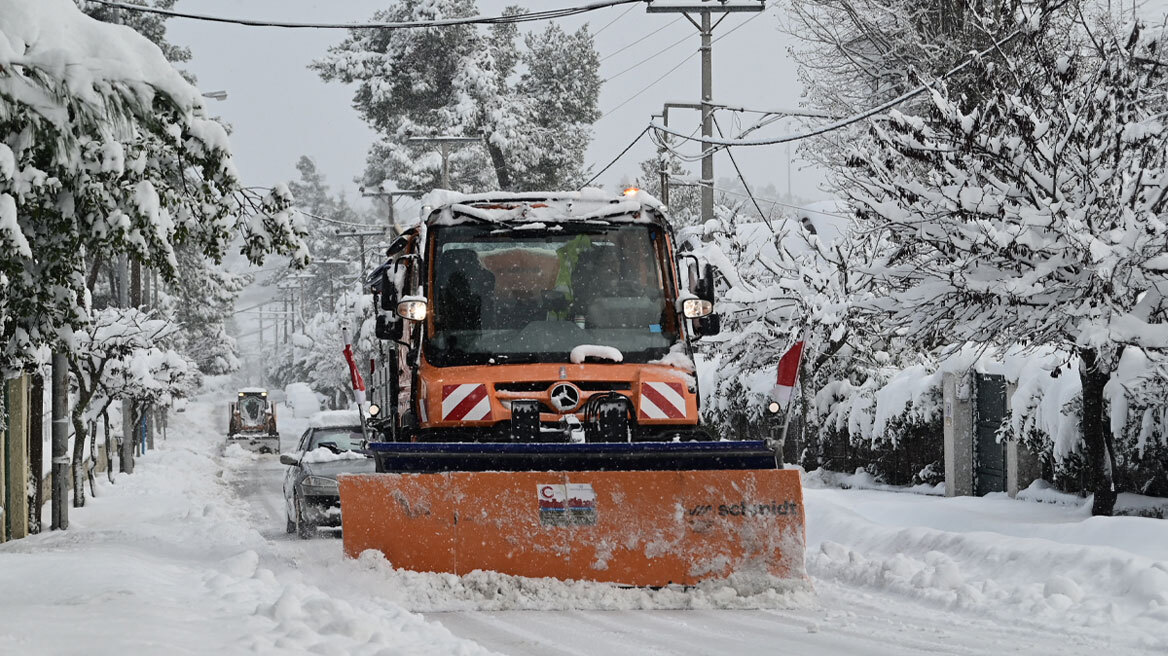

left=339, top=441, right=806, bottom=587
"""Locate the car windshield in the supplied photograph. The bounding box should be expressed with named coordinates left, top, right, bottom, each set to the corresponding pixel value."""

left=238, top=396, right=267, bottom=424
left=308, top=428, right=364, bottom=451
left=425, top=223, right=678, bottom=366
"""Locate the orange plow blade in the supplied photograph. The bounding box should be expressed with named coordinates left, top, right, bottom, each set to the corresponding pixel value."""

left=339, top=468, right=805, bottom=587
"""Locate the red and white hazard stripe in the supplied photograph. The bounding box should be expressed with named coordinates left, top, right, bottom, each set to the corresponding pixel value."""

left=441, top=383, right=492, bottom=422
left=639, top=381, right=687, bottom=420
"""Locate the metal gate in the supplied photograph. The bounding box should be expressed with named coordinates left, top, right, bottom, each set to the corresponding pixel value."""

left=975, top=374, right=1007, bottom=496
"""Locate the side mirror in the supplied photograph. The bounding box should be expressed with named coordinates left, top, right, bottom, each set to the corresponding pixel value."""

left=375, top=314, right=402, bottom=340
left=379, top=271, right=396, bottom=311
left=696, top=263, right=716, bottom=302
left=693, top=312, right=720, bottom=338
left=279, top=454, right=300, bottom=467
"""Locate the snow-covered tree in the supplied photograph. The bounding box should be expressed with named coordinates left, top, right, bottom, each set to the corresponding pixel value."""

left=635, top=153, right=701, bottom=226
left=270, top=291, right=377, bottom=408
left=286, top=156, right=370, bottom=313
left=312, top=1, right=601, bottom=192
left=167, top=245, right=247, bottom=375
left=77, top=0, right=193, bottom=72
left=68, top=307, right=198, bottom=505
left=0, top=0, right=308, bottom=375
left=847, top=10, right=1168, bottom=515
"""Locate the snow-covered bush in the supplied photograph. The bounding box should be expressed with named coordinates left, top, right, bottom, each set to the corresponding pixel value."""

left=268, top=290, right=376, bottom=409
left=688, top=202, right=944, bottom=480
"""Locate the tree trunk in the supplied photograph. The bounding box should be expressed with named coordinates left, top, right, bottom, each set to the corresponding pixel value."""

left=85, top=255, right=104, bottom=293
left=27, top=373, right=43, bottom=534
left=486, top=142, right=512, bottom=191
left=103, top=410, right=115, bottom=484
left=71, top=415, right=87, bottom=508
left=1078, top=348, right=1117, bottom=516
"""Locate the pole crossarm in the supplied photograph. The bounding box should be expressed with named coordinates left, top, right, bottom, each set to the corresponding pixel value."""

left=405, top=136, right=483, bottom=145
left=645, top=1, right=765, bottom=13
left=334, top=230, right=386, bottom=238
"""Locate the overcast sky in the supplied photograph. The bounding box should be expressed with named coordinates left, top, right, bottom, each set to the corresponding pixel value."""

left=166, top=0, right=829, bottom=217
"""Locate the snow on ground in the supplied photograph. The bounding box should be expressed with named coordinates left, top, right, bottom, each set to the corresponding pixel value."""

left=0, top=389, right=491, bottom=656
left=2, top=385, right=1167, bottom=655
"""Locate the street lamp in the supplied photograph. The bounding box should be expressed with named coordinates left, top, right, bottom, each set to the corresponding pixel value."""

left=201, top=90, right=228, bottom=101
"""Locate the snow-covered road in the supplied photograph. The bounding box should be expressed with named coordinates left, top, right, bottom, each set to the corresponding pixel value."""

left=2, top=389, right=1166, bottom=655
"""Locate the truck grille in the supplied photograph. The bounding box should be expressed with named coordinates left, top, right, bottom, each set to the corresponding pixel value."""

left=494, top=381, right=631, bottom=393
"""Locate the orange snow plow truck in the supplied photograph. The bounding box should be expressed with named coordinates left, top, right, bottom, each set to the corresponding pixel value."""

left=340, top=189, right=805, bottom=587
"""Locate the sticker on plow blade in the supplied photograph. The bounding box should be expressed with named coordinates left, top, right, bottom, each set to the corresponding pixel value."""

left=441, top=383, right=491, bottom=421
left=538, top=483, right=597, bottom=526
left=639, top=381, right=687, bottom=419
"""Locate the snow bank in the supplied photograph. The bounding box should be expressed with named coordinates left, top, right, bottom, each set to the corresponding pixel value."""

left=806, top=487, right=1168, bottom=653
left=284, top=382, right=321, bottom=418
left=351, top=551, right=812, bottom=612
left=804, top=468, right=945, bottom=496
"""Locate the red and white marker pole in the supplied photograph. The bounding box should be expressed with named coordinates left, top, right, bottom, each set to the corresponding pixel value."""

left=770, top=338, right=805, bottom=458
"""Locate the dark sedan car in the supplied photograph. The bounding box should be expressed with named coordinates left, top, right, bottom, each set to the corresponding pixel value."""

left=280, top=415, right=374, bottom=538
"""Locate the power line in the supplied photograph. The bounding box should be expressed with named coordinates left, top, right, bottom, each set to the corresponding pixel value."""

left=603, top=30, right=694, bottom=83
left=581, top=126, right=651, bottom=188
left=85, top=0, right=643, bottom=29
left=599, top=16, right=684, bottom=62
left=649, top=27, right=1025, bottom=148
left=712, top=114, right=770, bottom=229
left=710, top=185, right=851, bottom=218
left=591, top=2, right=638, bottom=36
left=601, top=49, right=698, bottom=117
left=296, top=209, right=373, bottom=229
left=597, top=8, right=769, bottom=120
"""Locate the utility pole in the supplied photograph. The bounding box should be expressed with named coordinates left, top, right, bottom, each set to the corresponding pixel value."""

left=406, top=136, right=482, bottom=190
left=646, top=1, right=765, bottom=223
left=652, top=111, right=671, bottom=207
left=335, top=230, right=385, bottom=277
left=360, top=187, right=423, bottom=233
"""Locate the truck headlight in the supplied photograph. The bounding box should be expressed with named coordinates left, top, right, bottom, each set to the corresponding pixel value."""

left=367, top=403, right=381, bottom=417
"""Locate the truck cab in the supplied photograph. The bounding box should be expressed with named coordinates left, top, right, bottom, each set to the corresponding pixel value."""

left=366, top=189, right=719, bottom=444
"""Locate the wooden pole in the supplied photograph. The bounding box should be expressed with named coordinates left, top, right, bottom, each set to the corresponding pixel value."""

left=4, top=376, right=30, bottom=540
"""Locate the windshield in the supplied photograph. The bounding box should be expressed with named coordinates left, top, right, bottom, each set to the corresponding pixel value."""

left=238, top=396, right=267, bottom=424
left=308, top=428, right=364, bottom=451
left=425, top=223, right=678, bottom=366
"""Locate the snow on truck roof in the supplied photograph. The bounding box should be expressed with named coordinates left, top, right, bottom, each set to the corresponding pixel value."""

left=419, top=188, right=670, bottom=228
left=239, top=387, right=267, bottom=394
